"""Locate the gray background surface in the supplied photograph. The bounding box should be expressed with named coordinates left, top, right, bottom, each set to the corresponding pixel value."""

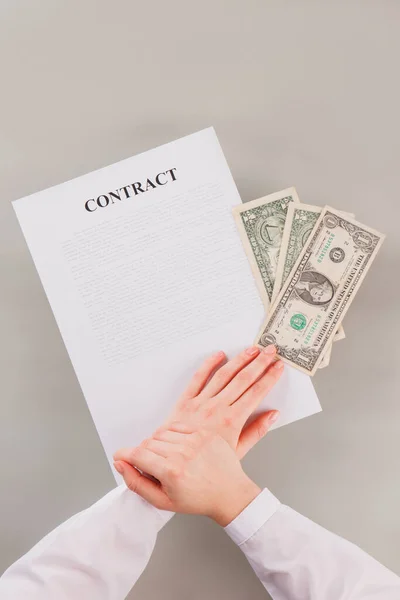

left=1, top=1, right=399, bottom=598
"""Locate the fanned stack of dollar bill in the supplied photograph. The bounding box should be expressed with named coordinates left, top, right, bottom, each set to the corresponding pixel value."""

left=233, top=188, right=384, bottom=376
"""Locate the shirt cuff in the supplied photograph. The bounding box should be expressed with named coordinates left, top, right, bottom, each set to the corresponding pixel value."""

left=224, top=488, right=281, bottom=546
left=115, top=484, right=175, bottom=529
left=154, top=506, right=175, bottom=528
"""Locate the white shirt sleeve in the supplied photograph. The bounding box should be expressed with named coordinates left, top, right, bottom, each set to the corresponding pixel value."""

left=225, top=488, right=400, bottom=599
left=0, top=485, right=173, bottom=600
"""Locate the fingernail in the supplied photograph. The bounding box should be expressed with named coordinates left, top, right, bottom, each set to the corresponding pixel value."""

left=215, top=350, right=225, bottom=359
left=114, top=461, right=124, bottom=475
left=274, top=360, right=284, bottom=370
left=268, top=410, right=280, bottom=424
left=246, top=346, right=260, bottom=356
left=263, top=344, right=276, bottom=355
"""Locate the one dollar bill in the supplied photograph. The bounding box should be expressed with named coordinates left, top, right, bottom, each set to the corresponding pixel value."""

left=256, top=207, right=385, bottom=375
left=272, top=204, right=353, bottom=356
left=232, top=187, right=300, bottom=308
left=272, top=204, right=354, bottom=302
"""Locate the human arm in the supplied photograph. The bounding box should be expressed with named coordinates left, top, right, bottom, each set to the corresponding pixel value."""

left=115, top=358, right=400, bottom=600
left=225, top=489, right=400, bottom=599
left=0, top=345, right=281, bottom=599
left=0, top=485, right=173, bottom=600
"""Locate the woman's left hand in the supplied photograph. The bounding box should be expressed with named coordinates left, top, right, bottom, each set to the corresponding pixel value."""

left=113, top=346, right=283, bottom=517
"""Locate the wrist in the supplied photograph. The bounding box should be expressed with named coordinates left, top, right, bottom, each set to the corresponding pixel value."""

left=210, top=477, right=261, bottom=527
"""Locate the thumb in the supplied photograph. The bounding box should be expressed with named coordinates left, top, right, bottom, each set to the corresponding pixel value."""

left=236, top=410, right=279, bottom=459
left=114, top=460, right=171, bottom=509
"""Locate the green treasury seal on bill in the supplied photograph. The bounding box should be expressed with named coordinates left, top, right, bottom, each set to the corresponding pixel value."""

left=290, top=313, right=307, bottom=330
left=256, top=207, right=385, bottom=375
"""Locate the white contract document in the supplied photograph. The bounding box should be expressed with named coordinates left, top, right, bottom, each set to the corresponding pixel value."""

left=13, top=128, right=321, bottom=480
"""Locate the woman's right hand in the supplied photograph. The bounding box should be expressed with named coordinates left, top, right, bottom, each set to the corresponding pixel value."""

left=113, top=346, right=283, bottom=521
left=119, top=344, right=283, bottom=461
left=164, top=344, right=284, bottom=457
